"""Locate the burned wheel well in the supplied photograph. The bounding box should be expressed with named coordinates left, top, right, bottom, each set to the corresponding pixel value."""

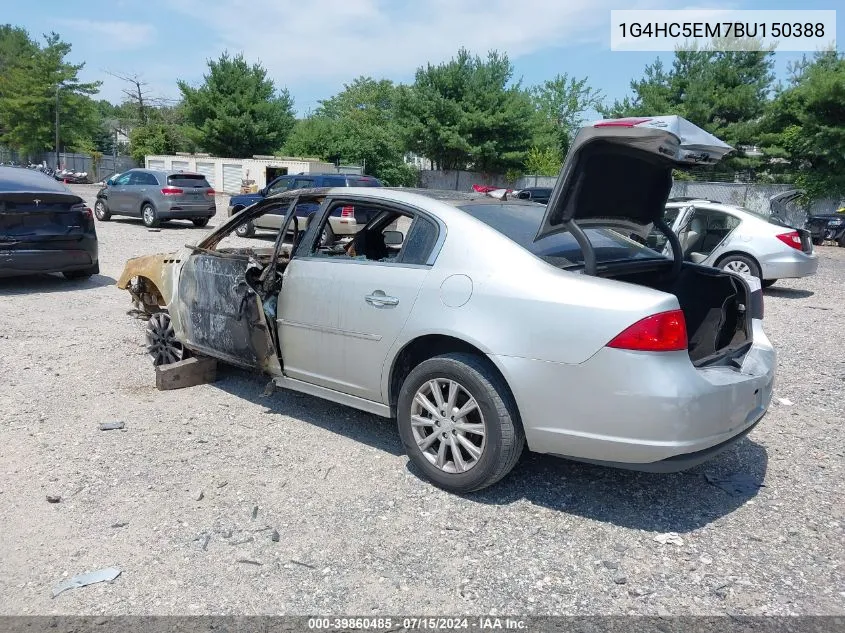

left=129, top=275, right=166, bottom=312
left=388, top=335, right=515, bottom=416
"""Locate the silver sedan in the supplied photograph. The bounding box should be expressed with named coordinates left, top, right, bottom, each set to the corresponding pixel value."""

left=118, top=116, right=776, bottom=493
left=661, top=199, right=818, bottom=288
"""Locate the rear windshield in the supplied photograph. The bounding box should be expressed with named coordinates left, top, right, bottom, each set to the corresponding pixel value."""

left=168, top=174, right=210, bottom=188
left=458, top=202, right=666, bottom=267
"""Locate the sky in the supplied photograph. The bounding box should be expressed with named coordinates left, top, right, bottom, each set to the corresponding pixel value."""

left=4, top=0, right=843, bottom=117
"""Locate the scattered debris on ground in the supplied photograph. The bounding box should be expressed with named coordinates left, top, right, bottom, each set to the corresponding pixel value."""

left=45, top=495, right=61, bottom=504
left=52, top=567, right=122, bottom=598
left=98, top=421, right=126, bottom=431
left=653, top=532, right=684, bottom=546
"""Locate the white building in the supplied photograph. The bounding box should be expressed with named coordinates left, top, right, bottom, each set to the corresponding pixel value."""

left=144, top=153, right=363, bottom=193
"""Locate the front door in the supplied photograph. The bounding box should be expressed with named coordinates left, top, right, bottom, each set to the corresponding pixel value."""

left=176, top=252, right=280, bottom=372
left=109, top=172, right=132, bottom=213
left=278, top=200, right=440, bottom=402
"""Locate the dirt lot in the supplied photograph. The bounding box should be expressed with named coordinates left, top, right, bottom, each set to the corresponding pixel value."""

left=0, top=184, right=842, bottom=615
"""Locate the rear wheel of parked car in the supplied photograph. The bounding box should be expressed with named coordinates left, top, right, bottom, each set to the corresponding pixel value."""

left=235, top=219, right=255, bottom=238
left=812, top=237, right=824, bottom=246
left=145, top=311, right=186, bottom=366
left=320, top=221, right=335, bottom=247
left=141, top=203, right=160, bottom=228
left=94, top=200, right=111, bottom=221
left=717, top=254, right=761, bottom=280
left=397, top=352, right=524, bottom=493
left=192, top=218, right=210, bottom=228
left=838, top=234, right=845, bottom=248
left=762, top=279, right=777, bottom=288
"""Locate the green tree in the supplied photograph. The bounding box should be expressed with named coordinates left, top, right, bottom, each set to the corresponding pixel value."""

left=0, top=28, right=100, bottom=156
left=759, top=51, right=845, bottom=199
left=524, top=146, right=562, bottom=176
left=285, top=77, right=417, bottom=186
left=397, top=49, right=534, bottom=172
left=178, top=52, right=295, bottom=157
left=530, top=73, right=603, bottom=156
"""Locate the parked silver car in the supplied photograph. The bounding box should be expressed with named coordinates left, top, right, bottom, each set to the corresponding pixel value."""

left=95, top=169, right=216, bottom=228
left=655, top=199, right=818, bottom=287
left=118, top=116, right=775, bottom=493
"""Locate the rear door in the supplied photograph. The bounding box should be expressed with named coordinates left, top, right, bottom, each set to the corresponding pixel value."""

left=278, top=199, right=439, bottom=401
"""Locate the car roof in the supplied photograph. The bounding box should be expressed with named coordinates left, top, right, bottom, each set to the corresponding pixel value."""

left=267, top=186, right=534, bottom=210
left=0, top=166, right=71, bottom=193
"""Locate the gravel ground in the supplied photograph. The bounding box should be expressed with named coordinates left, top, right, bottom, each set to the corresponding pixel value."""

left=0, top=184, right=842, bottom=615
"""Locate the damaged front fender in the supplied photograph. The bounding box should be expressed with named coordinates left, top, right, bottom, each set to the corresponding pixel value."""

left=117, top=252, right=179, bottom=313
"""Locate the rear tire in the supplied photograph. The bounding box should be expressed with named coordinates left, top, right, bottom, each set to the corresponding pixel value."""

left=812, top=237, right=824, bottom=246
left=397, top=352, right=524, bottom=493
left=94, top=200, right=111, bottom=221
left=762, top=279, right=777, bottom=288
left=142, top=203, right=160, bottom=228
left=320, top=221, right=335, bottom=247
left=838, top=234, right=845, bottom=248
left=192, top=218, right=210, bottom=228
left=717, top=254, right=761, bottom=280
left=235, top=220, right=255, bottom=238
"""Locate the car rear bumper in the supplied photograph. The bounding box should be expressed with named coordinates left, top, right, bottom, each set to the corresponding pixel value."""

left=328, top=216, right=358, bottom=236
left=0, top=246, right=97, bottom=277
left=492, top=319, right=775, bottom=469
left=160, top=201, right=216, bottom=219
left=759, top=249, right=818, bottom=280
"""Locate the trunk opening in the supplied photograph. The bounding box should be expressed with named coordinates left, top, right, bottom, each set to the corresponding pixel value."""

left=606, top=263, right=752, bottom=366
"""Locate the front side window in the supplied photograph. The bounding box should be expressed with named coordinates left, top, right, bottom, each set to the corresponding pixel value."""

left=267, top=177, right=293, bottom=195
left=309, top=202, right=438, bottom=266
left=291, top=178, right=315, bottom=190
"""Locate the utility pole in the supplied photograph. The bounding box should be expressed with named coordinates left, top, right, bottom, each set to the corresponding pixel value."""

left=55, top=84, right=60, bottom=170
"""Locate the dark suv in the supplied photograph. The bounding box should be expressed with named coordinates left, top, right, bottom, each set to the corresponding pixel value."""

left=227, top=173, right=382, bottom=239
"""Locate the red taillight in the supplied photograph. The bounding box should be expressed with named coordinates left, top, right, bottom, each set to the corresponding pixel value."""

left=775, top=230, right=802, bottom=250
left=340, top=206, right=355, bottom=217
left=82, top=207, right=93, bottom=219
left=607, top=309, right=688, bottom=352
left=161, top=187, right=183, bottom=195
left=594, top=117, right=652, bottom=128
left=206, top=188, right=215, bottom=196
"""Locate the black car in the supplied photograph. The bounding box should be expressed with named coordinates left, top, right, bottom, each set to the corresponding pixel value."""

left=0, top=166, right=99, bottom=279
left=515, top=187, right=553, bottom=205
left=806, top=211, right=845, bottom=247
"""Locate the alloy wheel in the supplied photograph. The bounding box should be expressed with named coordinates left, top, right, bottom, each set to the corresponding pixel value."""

left=410, top=378, right=487, bottom=474
left=145, top=312, right=184, bottom=366
left=724, top=260, right=752, bottom=276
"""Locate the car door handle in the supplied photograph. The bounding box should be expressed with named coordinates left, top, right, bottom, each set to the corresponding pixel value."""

left=365, top=291, right=399, bottom=307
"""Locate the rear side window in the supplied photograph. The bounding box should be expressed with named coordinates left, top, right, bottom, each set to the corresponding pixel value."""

left=401, top=216, right=439, bottom=265
left=168, top=174, right=210, bottom=188
left=141, top=173, right=159, bottom=185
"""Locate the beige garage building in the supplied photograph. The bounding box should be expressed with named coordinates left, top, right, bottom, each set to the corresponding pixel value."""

left=144, top=154, right=363, bottom=193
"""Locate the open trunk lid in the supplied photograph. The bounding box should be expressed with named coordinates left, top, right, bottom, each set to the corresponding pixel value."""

left=536, top=116, right=733, bottom=243
left=0, top=192, right=90, bottom=244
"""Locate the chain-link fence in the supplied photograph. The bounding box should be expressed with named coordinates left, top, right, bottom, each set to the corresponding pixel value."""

left=0, top=148, right=137, bottom=183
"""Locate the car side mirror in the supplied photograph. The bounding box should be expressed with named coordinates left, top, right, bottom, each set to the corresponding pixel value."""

left=383, top=230, right=404, bottom=247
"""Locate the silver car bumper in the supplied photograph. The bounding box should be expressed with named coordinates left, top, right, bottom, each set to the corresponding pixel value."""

left=759, top=249, right=819, bottom=280
left=493, top=319, right=775, bottom=469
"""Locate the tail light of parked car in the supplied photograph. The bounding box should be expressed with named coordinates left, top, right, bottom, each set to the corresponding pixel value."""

left=775, top=230, right=803, bottom=250
left=340, top=206, right=355, bottom=223
left=161, top=187, right=184, bottom=195
left=606, top=309, right=688, bottom=352
left=206, top=188, right=215, bottom=197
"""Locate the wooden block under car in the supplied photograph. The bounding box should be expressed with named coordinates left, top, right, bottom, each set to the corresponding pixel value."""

left=155, top=356, right=217, bottom=391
